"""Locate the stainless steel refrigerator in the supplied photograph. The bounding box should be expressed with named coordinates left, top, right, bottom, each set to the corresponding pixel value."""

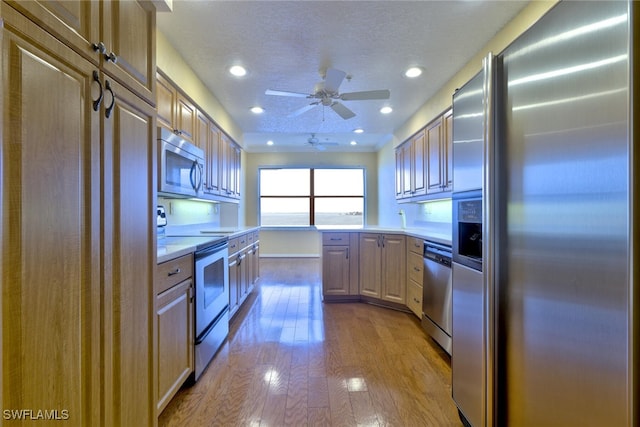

left=451, top=1, right=638, bottom=426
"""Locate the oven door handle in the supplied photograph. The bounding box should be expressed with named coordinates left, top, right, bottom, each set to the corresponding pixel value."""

left=195, top=307, right=228, bottom=345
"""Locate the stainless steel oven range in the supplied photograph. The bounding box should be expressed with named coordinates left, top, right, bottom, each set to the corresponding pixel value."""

left=192, top=237, right=229, bottom=380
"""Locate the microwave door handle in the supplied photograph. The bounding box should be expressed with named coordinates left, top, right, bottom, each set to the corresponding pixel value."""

left=196, top=163, right=203, bottom=191
left=190, top=160, right=197, bottom=191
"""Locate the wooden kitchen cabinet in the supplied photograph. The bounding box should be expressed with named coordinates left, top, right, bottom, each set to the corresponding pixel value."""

left=156, top=254, right=194, bottom=415
left=1, top=4, right=156, bottom=425
left=407, top=237, right=425, bottom=317
left=322, top=233, right=360, bottom=300
left=396, top=109, right=452, bottom=201
left=228, top=231, right=259, bottom=319
left=102, top=76, right=157, bottom=427
left=157, top=70, right=196, bottom=143
left=359, top=233, right=406, bottom=304
left=7, top=0, right=156, bottom=104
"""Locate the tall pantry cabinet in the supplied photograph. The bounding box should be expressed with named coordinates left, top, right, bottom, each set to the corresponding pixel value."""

left=0, top=1, right=157, bottom=426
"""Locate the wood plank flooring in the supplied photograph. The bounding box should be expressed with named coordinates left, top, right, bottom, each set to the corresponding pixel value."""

left=159, top=258, right=462, bottom=426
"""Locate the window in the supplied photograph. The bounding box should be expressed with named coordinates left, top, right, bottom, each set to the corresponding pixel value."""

left=259, top=168, right=364, bottom=226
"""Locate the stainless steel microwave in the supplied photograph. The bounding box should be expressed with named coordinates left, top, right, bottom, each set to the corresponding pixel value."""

left=158, top=127, right=204, bottom=198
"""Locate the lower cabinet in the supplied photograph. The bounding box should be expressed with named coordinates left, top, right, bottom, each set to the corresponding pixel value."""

left=360, top=233, right=406, bottom=304
left=406, top=237, right=425, bottom=317
left=229, top=230, right=260, bottom=319
left=156, top=254, right=194, bottom=415
left=321, top=233, right=360, bottom=300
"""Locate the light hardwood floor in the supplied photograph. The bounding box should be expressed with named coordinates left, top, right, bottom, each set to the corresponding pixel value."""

left=159, top=258, right=462, bottom=426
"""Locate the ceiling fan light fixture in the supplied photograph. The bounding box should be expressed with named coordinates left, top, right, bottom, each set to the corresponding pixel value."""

left=250, top=106, right=264, bottom=114
left=380, top=106, right=393, bottom=114
left=229, top=65, right=247, bottom=77
left=405, top=66, right=423, bottom=78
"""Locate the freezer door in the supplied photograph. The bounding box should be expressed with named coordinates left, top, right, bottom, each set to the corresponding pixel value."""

left=497, top=1, right=631, bottom=425
left=452, top=71, right=485, bottom=194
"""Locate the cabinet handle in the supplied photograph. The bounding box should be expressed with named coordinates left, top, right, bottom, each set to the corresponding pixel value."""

left=92, top=41, right=107, bottom=54
left=168, top=268, right=181, bottom=276
left=346, top=248, right=349, bottom=260
left=330, top=237, right=342, bottom=241
left=381, top=236, right=385, bottom=248
left=104, top=80, right=115, bottom=119
left=414, top=267, right=421, bottom=272
left=105, top=51, right=118, bottom=64
left=92, top=71, right=103, bottom=112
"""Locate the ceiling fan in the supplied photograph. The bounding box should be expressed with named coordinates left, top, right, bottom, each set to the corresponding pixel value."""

left=307, top=133, right=338, bottom=151
left=265, top=68, right=390, bottom=120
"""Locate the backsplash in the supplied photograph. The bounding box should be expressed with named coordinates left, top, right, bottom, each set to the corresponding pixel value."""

left=158, top=197, right=221, bottom=227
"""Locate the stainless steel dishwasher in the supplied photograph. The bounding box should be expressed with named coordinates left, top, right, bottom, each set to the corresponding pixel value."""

left=421, top=241, right=453, bottom=355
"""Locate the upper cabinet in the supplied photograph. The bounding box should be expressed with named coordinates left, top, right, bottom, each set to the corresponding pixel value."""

left=6, top=0, right=156, bottom=105
left=396, top=108, right=452, bottom=202
left=157, top=70, right=241, bottom=202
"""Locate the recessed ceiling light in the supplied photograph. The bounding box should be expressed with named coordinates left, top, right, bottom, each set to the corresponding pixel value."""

left=250, top=106, right=264, bottom=114
left=266, top=140, right=274, bottom=146
left=353, top=128, right=364, bottom=134
left=405, top=67, right=423, bottom=78
left=229, top=65, right=247, bottom=77
left=380, top=106, right=393, bottom=114
left=350, top=140, right=358, bottom=146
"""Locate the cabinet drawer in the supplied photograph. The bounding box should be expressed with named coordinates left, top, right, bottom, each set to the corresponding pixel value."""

left=228, top=237, right=240, bottom=254
left=238, top=233, right=248, bottom=249
left=407, top=280, right=423, bottom=318
left=157, top=253, right=193, bottom=294
left=408, top=236, right=423, bottom=254
left=253, top=230, right=260, bottom=242
left=322, top=232, right=350, bottom=245
left=408, top=251, right=424, bottom=284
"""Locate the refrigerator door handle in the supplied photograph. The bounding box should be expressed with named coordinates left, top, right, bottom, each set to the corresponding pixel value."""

left=482, top=51, right=497, bottom=427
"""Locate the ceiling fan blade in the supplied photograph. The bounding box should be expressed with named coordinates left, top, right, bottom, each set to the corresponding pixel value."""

left=340, top=89, right=391, bottom=101
left=324, top=68, right=346, bottom=93
left=314, top=144, right=327, bottom=151
left=265, top=89, right=310, bottom=98
left=330, top=102, right=356, bottom=120
left=288, top=103, right=318, bottom=118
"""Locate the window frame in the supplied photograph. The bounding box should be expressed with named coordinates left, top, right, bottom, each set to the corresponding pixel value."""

left=258, top=167, right=366, bottom=227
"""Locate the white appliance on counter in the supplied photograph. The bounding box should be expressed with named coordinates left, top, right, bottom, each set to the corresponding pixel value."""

left=158, top=127, right=204, bottom=198
left=451, top=2, right=637, bottom=426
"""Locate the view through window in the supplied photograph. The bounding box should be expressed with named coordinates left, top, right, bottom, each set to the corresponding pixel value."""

left=259, top=168, right=364, bottom=226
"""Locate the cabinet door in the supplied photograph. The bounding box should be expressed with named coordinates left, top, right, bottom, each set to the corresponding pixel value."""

left=157, top=279, right=193, bottom=414
left=427, top=117, right=444, bottom=193
left=156, top=72, right=176, bottom=130
left=4, top=0, right=100, bottom=65
left=443, top=109, right=453, bottom=192
left=101, top=0, right=156, bottom=104
left=322, top=246, right=351, bottom=296
left=220, top=134, right=232, bottom=196
left=1, top=10, right=101, bottom=423
left=228, top=257, right=240, bottom=316
left=359, top=234, right=382, bottom=298
left=176, top=92, right=196, bottom=143
left=381, top=235, right=406, bottom=304
left=395, top=147, right=405, bottom=199
left=206, top=122, right=221, bottom=195
left=102, top=78, right=156, bottom=427
left=401, top=143, right=412, bottom=197
left=411, top=130, right=427, bottom=196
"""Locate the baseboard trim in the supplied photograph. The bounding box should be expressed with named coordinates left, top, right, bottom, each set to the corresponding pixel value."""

left=259, top=254, right=320, bottom=258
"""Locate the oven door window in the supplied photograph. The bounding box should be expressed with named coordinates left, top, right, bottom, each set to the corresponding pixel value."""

left=203, top=257, right=225, bottom=308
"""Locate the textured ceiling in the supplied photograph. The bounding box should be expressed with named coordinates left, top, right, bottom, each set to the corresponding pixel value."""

left=157, top=1, right=529, bottom=152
